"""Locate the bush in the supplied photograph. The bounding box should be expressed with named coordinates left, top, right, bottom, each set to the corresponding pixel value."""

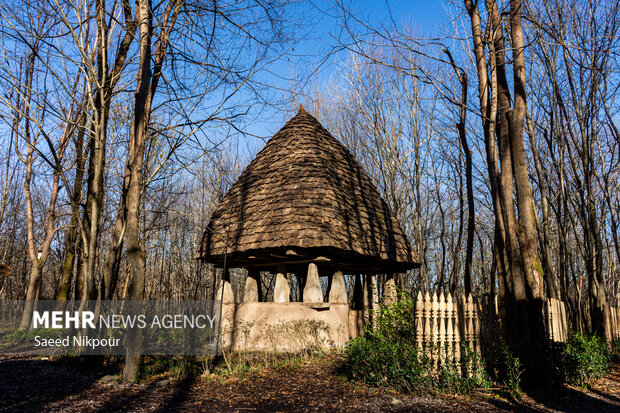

left=507, top=331, right=610, bottom=390
left=562, top=331, right=610, bottom=387
left=344, top=336, right=432, bottom=391
left=500, top=346, right=524, bottom=397
left=459, top=345, right=493, bottom=392
left=343, top=293, right=487, bottom=394
left=513, top=339, right=565, bottom=389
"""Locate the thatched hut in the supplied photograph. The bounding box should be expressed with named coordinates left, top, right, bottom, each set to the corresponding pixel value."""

left=196, top=107, right=419, bottom=349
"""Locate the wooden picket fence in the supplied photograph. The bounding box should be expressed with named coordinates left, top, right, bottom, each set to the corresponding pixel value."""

left=544, top=297, right=568, bottom=342
left=543, top=300, right=620, bottom=347
left=409, top=292, right=577, bottom=370
left=604, top=305, right=620, bottom=347
left=396, top=292, right=620, bottom=370
left=412, top=291, right=501, bottom=372
left=413, top=291, right=463, bottom=368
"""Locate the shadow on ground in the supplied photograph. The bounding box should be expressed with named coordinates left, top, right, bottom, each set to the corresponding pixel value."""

left=521, top=385, right=620, bottom=413
left=0, top=357, right=102, bottom=412
left=1, top=356, right=620, bottom=413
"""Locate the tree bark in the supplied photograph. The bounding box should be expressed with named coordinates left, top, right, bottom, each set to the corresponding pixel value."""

left=445, top=49, right=473, bottom=295
left=465, top=0, right=547, bottom=344
left=56, top=115, right=87, bottom=301
left=77, top=0, right=137, bottom=303
left=123, top=0, right=182, bottom=381
left=526, top=117, right=557, bottom=299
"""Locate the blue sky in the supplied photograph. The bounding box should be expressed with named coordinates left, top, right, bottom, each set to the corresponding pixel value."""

left=234, top=0, right=455, bottom=151
left=296, top=0, right=453, bottom=87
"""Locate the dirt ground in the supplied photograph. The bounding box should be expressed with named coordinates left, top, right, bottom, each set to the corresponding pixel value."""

left=0, top=354, right=619, bottom=412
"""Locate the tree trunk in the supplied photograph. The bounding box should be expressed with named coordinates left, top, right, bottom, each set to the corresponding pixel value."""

left=445, top=49, right=473, bottom=295
left=526, top=118, right=557, bottom=299
left=466, top=0, right=547, bottom=344
left=57, top=116, right=87, bottom=302
left=19, top=264, right=42, bottom=330
left=123, top=0, right=152, bottom=381
left=123, top=0, right=182, bottom=381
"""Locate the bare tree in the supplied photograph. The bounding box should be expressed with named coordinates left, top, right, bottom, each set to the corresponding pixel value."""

left=464, top=0, right=545, bottom=343
left=526, top=0, right=620, bottom=333
left=0, top=10, right=77, bottom=327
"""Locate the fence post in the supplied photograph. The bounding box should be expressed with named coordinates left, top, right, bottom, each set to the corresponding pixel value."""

left=551, top=298, right=558, bottom=341
left=452, top=293, right=461, bottom=373
left=415, top=291, right=424, bottom=349
left=561, top=300, right=568, bottom=341
left=614, top=307, right=620, bottom=340
left=604, top=305, right=611, bottom=346
left=424, top=291, right=432, bottom=350
left=472, top=294, right=481, bottom=355
left=466, top=294, right=474, bottom=351
left=612, top=306, right=616, bottom=344
left=459, top=294, right=467, bottom=348
left=446, top=292, right=454, bottom=366
left=439, top=291, right=446, bottom=365
left=431, top=291, right=439, bottom=368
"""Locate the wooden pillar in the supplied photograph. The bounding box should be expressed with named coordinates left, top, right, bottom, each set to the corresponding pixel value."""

left=303, top=262, right=323, bottom=303
left=352, top=274, right=363, bottom=310
left=363, top=273, right=378, bottom=328
left=328, top=270, right=347, bottom=304
left=396, top=272, right=406, bottom=292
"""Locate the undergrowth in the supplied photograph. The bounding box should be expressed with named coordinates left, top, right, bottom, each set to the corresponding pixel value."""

left=342, top=293, right=611, bottom=396
left=342, top=294, right=491, bottom=395
left=497, top=331, right=610, bottom=395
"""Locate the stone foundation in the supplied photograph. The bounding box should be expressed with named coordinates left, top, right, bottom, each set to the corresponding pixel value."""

left=219, top=302, right=356, bottom=352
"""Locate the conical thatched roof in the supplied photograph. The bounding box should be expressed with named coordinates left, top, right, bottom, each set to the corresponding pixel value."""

left=196, top=107, right=420, bottom=272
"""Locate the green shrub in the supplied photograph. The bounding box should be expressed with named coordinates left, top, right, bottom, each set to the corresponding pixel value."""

left=343, top=293, right=488, bottom=394
left=4, top=327, right=69, bottom=343
left=514, top=339, right=565, bottom=389
left=501, top=346, right=524, bottom=397
left=344, top=336, right=432, bottom=391
left=460, top=344, right=493, bottom=391
left=509, top=331, right=610, bottom=390
left=562, top=331, right=610, bottom=387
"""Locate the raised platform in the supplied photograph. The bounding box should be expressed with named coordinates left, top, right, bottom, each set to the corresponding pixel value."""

left=219, top=302, right=359, bottom=351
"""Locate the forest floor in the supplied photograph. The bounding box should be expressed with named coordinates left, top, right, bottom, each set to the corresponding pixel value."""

left=0, top=354, right=619, bottom=412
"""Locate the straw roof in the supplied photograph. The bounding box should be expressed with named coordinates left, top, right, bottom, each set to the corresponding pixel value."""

left=196, top=107, right=420, bottom=272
